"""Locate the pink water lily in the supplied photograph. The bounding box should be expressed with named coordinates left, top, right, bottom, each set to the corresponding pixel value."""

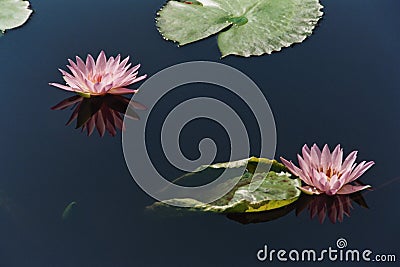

left=49, top=51, right=146, bottom=97
left=280, top=144, right=374, bottom=195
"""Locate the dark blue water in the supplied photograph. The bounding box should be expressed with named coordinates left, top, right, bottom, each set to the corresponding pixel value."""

left=0, top=0, right=399, bottom=266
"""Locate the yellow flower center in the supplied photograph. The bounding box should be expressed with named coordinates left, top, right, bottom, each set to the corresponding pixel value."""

left=319, top=167, right=341, bottom=181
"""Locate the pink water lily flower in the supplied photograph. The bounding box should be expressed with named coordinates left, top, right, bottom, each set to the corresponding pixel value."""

left=280, top=144, right=374, bottom=195
left=49, top=51, right=146, bottom=97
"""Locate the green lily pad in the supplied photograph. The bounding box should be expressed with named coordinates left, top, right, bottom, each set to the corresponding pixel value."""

left=156, top=0, right=323, bottom=57
left=0, top=0, right=32, bottom=34
left=149, top=157, right=301, bottom=213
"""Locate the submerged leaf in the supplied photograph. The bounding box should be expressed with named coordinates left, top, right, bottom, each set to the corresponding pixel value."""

left=62, top=201, right=77, bottom=220
left=0, top=0, right=32, bottom=33
left=157, top=0, right=323, bottom=57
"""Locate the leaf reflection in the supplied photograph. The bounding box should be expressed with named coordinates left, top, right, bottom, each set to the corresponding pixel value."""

left=227, top=193, right=368, bottom=225
left=51, top=94, right=146, bottom=137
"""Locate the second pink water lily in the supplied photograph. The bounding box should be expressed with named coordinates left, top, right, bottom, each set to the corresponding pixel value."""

left=280, top=144, right=374, bottom=195
left=49, top=51, right=146, bottom=97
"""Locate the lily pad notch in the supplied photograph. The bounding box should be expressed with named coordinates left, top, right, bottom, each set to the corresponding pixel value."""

left=156, top=0, right=324, bottom=57
left=0, top=0, right=33, bottom=35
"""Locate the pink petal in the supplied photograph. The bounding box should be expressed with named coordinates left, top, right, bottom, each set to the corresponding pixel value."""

left=109, top=54, right=121, bottom=73
left=301, top=145, right=312, bottom=165
left=331, top=145, right=343, bottom=171
left=346, top=161, right=375, bottom=184
left=328, top=174, right=339, bottom=191
left=86, top=54, right=96, bottom=74
left=62, top=75, right=81, bottom=89
left=321, top=144, right=331, bottom=173
left=297, top=155, right=313, bottom=185
left=59, top=68, right=76, bottom=81
left=329, top=176, right=345, bottom=194
left=311, top=169, right=327, bottom=192
left=67, top=59, right=85, bottom=79
left=115, top=54, right=121, bottom=65
left=105, top=58, right=116, bottom=74
left=311, top=144, right=321, bottom=158
left=108, top=87, right=138, bottom=95
left=310, top=144, right=321, bottom=169
left=93, top=83, right=104, bottom=94
left=321, top=172, right=334, bottom=192
left=119, top=56, right=130, bottom=69
left=128, top=64, right=141, bottom=74
left=119, top=74, right=147, bottom=87
left=302, top=144, right=311, bottom=154
left=129, top=100, right=147, bottom=110
left=107, top=56, right=115, bottom=66
left=75, top=56, right=87, bottom=75
left=299, top=186, right=322, bottom=195
left=124, top=111, right=140, bottom=121
left=341, top=151, right=358, bottom=172
left=122, top=63, right=132, bottom=72
left=96, top=51, right=107, bottom=74
left=336, top=184, right=371, bottom=195
left=49, top=83, right=75, bottom=92
left=66, top=64, right=87, bottom=88
left=280, top=157, right=302, bottom=176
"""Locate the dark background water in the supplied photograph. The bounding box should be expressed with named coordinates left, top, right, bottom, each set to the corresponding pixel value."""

left=0, top=0, right=399, bottom=266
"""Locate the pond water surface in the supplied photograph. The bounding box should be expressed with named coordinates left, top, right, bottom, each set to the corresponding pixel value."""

left=0, top=0, right=399, bottom=266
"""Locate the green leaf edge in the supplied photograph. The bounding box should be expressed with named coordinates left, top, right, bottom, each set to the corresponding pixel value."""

left=0, top=0, right=33, bottom=33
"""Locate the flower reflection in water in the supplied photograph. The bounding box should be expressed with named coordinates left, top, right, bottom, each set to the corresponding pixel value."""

left=227, top=193, right=368, bottom=225
left=295, top=193, right=368, bottom=224
left=51, top=94, right=146, bottom=137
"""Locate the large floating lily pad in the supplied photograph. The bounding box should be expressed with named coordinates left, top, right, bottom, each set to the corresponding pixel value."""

left=149, top=157, right=301, bottom=213
left=0, top=0, right=32, bottom=34
left=156, top=0, right=323, bottom=57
